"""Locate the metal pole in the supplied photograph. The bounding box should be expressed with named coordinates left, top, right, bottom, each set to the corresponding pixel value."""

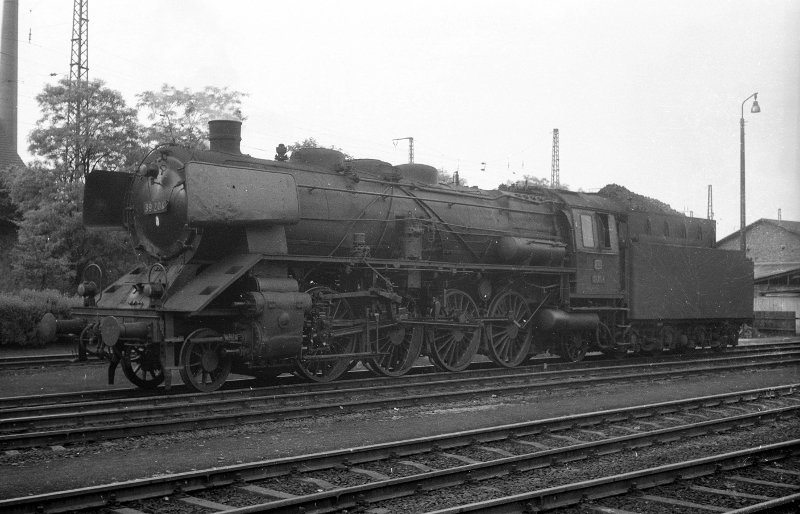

left=740, top=114, right=746, bottom=253
left=739, top=92, right=759, bottom=254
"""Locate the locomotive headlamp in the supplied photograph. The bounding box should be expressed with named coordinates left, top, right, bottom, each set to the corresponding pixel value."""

left=77, top=281, right=97, bottom=297
left=139, top=162, right=159, bottom=179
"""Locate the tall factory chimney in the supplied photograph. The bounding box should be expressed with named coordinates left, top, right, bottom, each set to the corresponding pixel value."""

left=0, top=0, right=22, bottom=168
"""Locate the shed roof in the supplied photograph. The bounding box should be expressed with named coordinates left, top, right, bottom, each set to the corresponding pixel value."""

left=754, top=262, right=800, bottom=281
left=718, top=218, right=800, bottom=246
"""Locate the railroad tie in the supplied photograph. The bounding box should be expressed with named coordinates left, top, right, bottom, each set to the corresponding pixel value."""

left=637, top=494, right=728, bottom=512
left=348, top=467, right=391, bottom=481
left=475, top=445, right=515, bottom=457
left=546, top=433, right=585, bottom=444
left=179, top=495, right=233, bottom=510
left=763, top=466, right=800, bottom=477
left=727, top=476, right=800, bottom=489
left=510, top=439, right=550, bottom=450
left=298, top=476, right=337, bottom=490
left=397, top=459, right=436, bottom=472
left=239, top=484, right=297, bottom=499
left=440, top=452, right=481, bottom=464
left=690, top=485, right=776, bottom=501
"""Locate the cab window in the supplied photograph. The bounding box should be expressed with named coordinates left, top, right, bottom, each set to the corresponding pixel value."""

left=597, top=214, right=611, bottom=248
left=580, top=214, right=595, bottom=247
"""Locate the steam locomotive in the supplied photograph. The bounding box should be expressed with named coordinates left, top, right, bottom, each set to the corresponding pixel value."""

left=40, top=120, right=753, bottom=392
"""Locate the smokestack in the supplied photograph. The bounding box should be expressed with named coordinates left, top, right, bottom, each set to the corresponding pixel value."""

left=208, top=119, right=242, bottom=154
left=0, top=0, right=18, bottom=154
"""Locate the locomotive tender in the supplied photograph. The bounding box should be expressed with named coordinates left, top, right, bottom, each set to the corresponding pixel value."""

left=40, top=120, right=753, bottom=392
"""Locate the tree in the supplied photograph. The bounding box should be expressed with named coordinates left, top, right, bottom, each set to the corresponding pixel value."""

left=137, top=85, right=247, bottom=149
left=27, top=78, right=142, bottom=181
left=287, top=137, right=352, bottom=159
left=6, top=164, right=137, bottom=291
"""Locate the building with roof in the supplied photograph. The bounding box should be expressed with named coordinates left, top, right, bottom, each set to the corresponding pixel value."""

left=717, top=218, right=800, bottom=334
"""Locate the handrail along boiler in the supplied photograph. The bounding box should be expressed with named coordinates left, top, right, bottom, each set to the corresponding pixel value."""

left=40, top=120, right=754, bottom=391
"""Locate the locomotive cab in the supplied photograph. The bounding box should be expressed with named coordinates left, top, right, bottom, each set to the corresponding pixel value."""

left=553, top=191, right=624, bottom=300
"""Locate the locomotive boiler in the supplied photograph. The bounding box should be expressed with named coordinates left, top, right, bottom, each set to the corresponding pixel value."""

left=40, top=120, right=754, bottom=392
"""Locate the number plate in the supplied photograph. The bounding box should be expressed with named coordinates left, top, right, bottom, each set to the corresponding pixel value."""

left=143, top=200, right=169, bottom=215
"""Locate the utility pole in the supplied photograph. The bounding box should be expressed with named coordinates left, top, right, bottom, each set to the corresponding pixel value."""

left=707, top=185, right=713, bottom=220
left=550, top=128, right=560, bottom=188
left=392, top=136, right=414, bottom=164
left=67, top=0, right=89, bottom=179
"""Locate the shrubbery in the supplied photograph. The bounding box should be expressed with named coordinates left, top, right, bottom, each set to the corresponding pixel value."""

left=0, top=289, right=81, bottom=346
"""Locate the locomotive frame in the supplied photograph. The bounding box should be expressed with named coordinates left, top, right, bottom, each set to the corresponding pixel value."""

left=40, top=120, right=754, bottom=392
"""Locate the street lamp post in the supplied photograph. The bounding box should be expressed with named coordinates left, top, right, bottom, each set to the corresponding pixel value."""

left=740, top=92, right=760, bottom=254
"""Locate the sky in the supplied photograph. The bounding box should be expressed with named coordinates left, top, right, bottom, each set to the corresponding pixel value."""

left=12, top=0, right=800, bottom=240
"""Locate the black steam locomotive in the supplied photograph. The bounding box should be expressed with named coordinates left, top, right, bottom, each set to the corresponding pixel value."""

left=40, top=120, right=753, bottom=392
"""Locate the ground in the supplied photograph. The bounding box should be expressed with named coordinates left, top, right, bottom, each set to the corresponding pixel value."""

left=0, top=339, right=798, bottom=500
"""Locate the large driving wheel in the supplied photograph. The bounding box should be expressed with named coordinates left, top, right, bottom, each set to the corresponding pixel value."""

left=367, top=325, right=423, bottom=377
left=179, top=328, right=231, bottom=392
left=426, top=289, right=481, bottom=372
left=296, top=287, right=358, bottom=382
left=484, top=291, right=533, bottom=368
left=121, top=343, right=164, bottom=390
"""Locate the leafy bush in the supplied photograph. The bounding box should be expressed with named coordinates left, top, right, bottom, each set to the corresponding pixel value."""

left=0, top=289, right=81, bottom=346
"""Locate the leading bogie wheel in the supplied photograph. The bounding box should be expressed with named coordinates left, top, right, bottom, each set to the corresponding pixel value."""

left=296, top=287, right=358, bottom=382
left=426, top=289, right=481, bottom=372
left=485, top=290, right=533, bottom=368
left=121, top=343, right=165, bottom=390
left=179, top=328, right=231, bottom=392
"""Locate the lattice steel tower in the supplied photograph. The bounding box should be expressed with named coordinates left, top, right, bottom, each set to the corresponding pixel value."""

left=550, top=128, right=560, bottom=188
left=392, top=136, right=414, bottom=164
left=67, top=0, right=88, bottom=177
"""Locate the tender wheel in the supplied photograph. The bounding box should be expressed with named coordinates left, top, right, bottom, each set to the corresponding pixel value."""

left=638, top=336, right=663, bottom=356
left=426, top=289, right=481, bottom=372
left=691, top=325, right=707, bottom=349
left=179, top=328, right=231, bottom=392
left=121, top=343, right=164, bottom=390
left=296, top=287, right=357, bottom=382
left=368, top=325, right=423, bottom=377
left=598, top=323, right=625, bottom=359
left=559, top=333, right=588, bottom=362
left=485, top=291, right=532, bottom=368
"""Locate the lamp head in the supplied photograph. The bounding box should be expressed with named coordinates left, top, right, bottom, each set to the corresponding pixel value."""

left=751, top=94, right=761, bottom=113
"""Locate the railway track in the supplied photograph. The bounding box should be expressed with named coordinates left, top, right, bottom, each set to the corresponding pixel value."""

left=432, top=441, right=800, bottom=513
left=0, top=339, right=796, bottom=373
left=2, top=385, right=797, bottom=513
left=2, top=342, right=798, bottom=410
left=0, top=353, right=86, bottom=369
left=1, top=348, right=798, bottom=451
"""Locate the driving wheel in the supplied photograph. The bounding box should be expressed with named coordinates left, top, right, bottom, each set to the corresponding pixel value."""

left=485, top=291, right=532, bottom=368
left=368, top=325, right=423, bottom=377
left=296, top=287, right=358, bottom=382
left=426, top=289, right=481, bottom=372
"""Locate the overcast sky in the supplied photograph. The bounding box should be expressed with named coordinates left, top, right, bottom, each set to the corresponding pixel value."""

left=13, top=0, right=800, bottom=239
